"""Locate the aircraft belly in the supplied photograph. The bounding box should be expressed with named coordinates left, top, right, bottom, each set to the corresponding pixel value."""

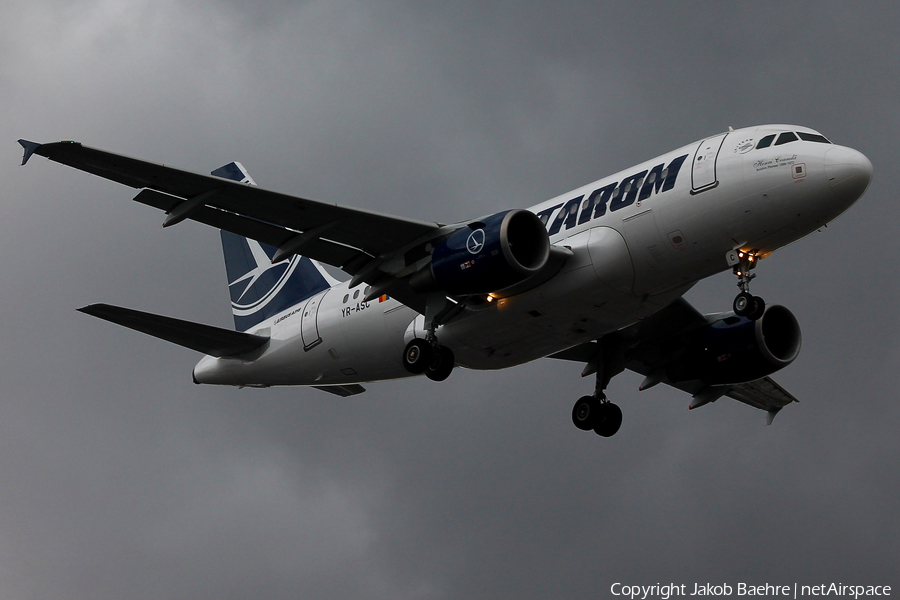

left=442, top=262, right=691, bottom=370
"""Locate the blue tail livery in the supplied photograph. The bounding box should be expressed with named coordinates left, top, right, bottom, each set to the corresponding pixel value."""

left=220, top=231, right=330, bottom=331
left=212, top=161, right=331, bottom=332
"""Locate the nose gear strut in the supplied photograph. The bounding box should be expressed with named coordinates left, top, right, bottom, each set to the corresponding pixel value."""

left=729, top=249, right=766, bottom=320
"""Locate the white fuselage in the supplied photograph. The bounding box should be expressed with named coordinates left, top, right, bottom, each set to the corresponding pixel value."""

left=192, top=124, right=871, bottom=387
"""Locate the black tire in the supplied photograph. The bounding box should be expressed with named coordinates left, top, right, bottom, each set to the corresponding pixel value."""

left=572, top=396, right=597, bottom=431
left=733, top=291, right=753, bottom=316
left=403, top=339, right=434, bottom=374
left=748, top=295, right=766, bottom=321
left=593, top=402, right=623, bottom=437
left=426, top=346, right=455, bottom=381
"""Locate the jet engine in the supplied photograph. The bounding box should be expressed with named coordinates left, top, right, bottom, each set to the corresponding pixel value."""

left=666, top=305, right=801, bottom=385
left=412, top=209, right=550, bottom=295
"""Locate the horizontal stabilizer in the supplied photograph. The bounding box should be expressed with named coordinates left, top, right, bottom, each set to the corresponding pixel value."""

left=78, top=303, right=269, bottom=358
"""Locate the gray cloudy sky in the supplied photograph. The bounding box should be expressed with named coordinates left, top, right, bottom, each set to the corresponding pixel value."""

left=1, top=1, right=898, bottom=598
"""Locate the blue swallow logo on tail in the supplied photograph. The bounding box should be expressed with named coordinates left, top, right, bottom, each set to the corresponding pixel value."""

left=213, top=162, right=331, bottom=331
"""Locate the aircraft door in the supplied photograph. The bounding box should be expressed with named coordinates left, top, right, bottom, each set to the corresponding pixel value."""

left=691, top=133, right=728, bottom=193
left=301, top=289, right=329, bottom=351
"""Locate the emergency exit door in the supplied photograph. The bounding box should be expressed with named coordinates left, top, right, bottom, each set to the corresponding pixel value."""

left=301, top=289, right=328, bottom=351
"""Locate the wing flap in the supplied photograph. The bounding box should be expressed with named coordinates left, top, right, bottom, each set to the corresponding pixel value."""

left=78, top=303, right=269, bottom=358
left=134, top=189, right=366, bottom=269
left=312, top=384, right=367, bottom=397
left=725, top=377, right=798, bottom=411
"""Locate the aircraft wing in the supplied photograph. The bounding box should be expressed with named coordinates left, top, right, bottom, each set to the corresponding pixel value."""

left=550, top=298, right=799, bottom=423
left=20, top=140, right=445, bottom=310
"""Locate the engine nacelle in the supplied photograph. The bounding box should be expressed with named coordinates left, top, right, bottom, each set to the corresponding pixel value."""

left=423, top=209, right=550, bottom=295
left=666, top=305, right=801, bottom=385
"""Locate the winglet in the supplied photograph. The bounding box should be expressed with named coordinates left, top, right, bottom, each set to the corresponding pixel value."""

left=17, top=139, right=41, bottom=166
left=765, top=407, right=782, bottom=426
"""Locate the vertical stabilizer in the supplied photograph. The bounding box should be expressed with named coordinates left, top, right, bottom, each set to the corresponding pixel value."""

left=213, top=162, right=333, bottom=331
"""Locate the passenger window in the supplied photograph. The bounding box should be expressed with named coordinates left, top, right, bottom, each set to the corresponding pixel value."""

left=774, top=132, right=798, bottom=146
left=342, top=294, right=349, bottom=303
left=797, top=132, right=831, bottom=144
left=756, top=134, right=776, bottom=149
left=353, top=290, right=360, bottom=299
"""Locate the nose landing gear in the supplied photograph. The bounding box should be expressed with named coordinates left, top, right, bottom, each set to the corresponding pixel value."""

left=731, top=249, right=766, bottom=320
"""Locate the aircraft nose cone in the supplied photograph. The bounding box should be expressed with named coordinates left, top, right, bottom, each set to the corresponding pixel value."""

left=825, top=146, right=873, bottom=207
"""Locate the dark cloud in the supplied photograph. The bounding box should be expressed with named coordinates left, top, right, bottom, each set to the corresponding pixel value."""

left=1, top=1, right=898, bottom=598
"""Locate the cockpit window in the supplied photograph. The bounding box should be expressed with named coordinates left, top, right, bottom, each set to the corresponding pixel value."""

left=756, top=134, right=776, bottom=149
left=774, top=132, right=799, bottom=146
left=797, top=132, right=831, bottom=144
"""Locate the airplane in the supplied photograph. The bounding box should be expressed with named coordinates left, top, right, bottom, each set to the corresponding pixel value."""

left=17, top=124, right=872, bottom=437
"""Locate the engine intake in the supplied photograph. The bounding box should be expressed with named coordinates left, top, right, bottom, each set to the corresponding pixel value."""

left=417, top=209, right=550, bottom=295
left=666, top=305, right=801, bottom=385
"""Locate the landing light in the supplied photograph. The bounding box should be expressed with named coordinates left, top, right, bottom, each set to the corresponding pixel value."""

left=486, top=295, right=495, bottom=303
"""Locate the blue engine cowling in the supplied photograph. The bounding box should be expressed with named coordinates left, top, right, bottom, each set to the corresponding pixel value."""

left=429, top=209, right=550, bottom=295
left=666, top=305, right=802, bottom=385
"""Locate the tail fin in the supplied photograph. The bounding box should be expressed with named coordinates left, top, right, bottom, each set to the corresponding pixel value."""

left=213, top=162, right=335, bottom=332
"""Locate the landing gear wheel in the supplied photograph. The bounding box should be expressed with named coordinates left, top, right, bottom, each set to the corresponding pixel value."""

left=572, top=396, right=597, bottom=431
left=733, top=291, right=754, bottom=317
left=402, top=339, right=434, bottom=374
left=747, top=295, right=766, bottom=321
left=426, top=346, right=455, bottom=381
left=593, top=402, right=622, bottom=437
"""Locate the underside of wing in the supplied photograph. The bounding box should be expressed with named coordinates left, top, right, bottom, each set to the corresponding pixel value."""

left=549, top=298, right=800, bottom=424
left=724, top=378, right=798, bottom=424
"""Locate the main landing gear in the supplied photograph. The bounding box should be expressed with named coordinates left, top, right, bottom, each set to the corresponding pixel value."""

left=572, top=395, right=622, bottom=437
left=401, top=295, right=458, bottom=381
left=571, top=334, right=625, bottom=437
left=731, top=249, right=766, bottom=321
left=403, top=338, right=455, bottom=381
